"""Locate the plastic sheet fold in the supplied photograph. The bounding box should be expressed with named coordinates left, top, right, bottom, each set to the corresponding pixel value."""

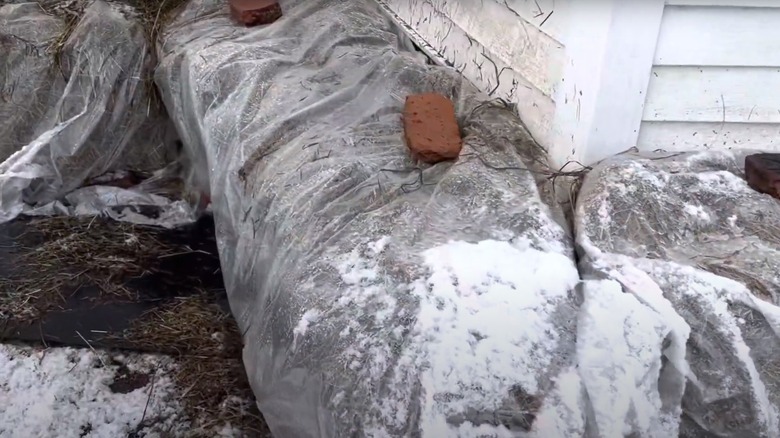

left=156, top=1, right=586, bottom=436
left=576, top=149, right=780, bottom=438
left=0, top=0, right=177, bottom=223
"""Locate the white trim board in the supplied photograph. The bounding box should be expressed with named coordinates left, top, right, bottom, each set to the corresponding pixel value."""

left=655, top=6, right=780, bottom=67
left=500, top=0, right=565, bottom=42
left=643, top=66, right=780, bottom=124
left=666, top=0, right=780, bottom=7
left=550, top=0, right=666, bottom=166
left=638, top=121, right=780, bottom=152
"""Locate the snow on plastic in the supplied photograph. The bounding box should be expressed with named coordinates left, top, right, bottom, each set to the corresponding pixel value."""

left=575, top=149, right=780, bottom=437
left=412, top=238, right=579, bottom=436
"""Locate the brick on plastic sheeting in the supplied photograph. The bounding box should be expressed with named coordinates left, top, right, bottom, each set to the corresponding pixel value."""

left=745, top=153, right=780, bottom=199
left=403, top=93, right=462, bottom=164
left=229, top=0, right=283, bottom=27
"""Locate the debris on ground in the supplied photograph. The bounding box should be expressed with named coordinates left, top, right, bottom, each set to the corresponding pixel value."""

left=0, top=215, right=221, bottom=327
left=0, top=213, right=269, bottom=436
left=109, top=295, right=269, bottom=435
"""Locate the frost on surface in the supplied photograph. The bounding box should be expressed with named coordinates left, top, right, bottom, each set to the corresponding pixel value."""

left=400, top=238, right=580, bottom=436
left=576, top=150, right=780, bottom=437
left=154, top=0, right=586, bottom=436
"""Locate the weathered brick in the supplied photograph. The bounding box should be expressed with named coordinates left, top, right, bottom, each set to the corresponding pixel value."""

left=745, top=153, right=780, bottom=199
left=229, top=0, right=283, bottom=27
left=403, top=93, right=462, bottom=164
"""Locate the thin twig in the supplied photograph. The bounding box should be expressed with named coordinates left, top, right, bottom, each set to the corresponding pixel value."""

left=140, top=369, right=157, bottom=426
left=76, top=330, right=106, bottom=368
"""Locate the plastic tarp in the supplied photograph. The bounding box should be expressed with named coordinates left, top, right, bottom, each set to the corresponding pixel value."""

left=575, top=149, right=780, bottom=437
left=4, top=0, right=779, bottom=437
left=0, top=0, right=179, bottom=224
left=155, top=0, right=596, bottom=436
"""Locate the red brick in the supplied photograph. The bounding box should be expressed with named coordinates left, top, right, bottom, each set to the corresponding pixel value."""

left=229, top=0, right=282, bottom=27
left=746, top=153, right=780, bottom=199
left=403, top=93, right=462, bottom=164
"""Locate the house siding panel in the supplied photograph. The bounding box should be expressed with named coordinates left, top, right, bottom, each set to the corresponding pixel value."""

left=639, top=4, right=780, bottom=151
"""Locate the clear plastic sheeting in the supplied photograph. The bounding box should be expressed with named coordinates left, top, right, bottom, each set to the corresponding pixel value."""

left=575, top=149, right=780, bottom=437
left=26, top=184, right=197, bottom=228
left=0, top=0, right=177, bottom=223
left=156, top=0, right=587, bottom=436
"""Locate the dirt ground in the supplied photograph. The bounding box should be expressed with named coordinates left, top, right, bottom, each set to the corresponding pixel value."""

left=0, top=214, right=271, bottom=437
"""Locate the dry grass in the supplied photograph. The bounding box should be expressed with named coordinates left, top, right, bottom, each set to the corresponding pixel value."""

left=111, top=294, right=240, bottom=357
left=697, top=260, right=775, bottom=303
left=747, top=222, right=780, bottom=247
left=175, top=358, right=268, bottom=436
left=36, top=0, right=191, bottom=109
left=133, top=0, right=192, bottom=110
left=110, top=295, right=270, bottom=436
left=509, top=385, right=543, bottom=432
left=133, top=0, right=192, bottom=46
left=0, top=216, right=180, bottom=322
left=760, top=358, right=780, bottom=385
left=0, top=214, right=267, bottom=434
left=465, top=98, right=592, bottom=209
left=38, top=0, right=190, bottom=49
left=37, top=0, right=85, bottom=75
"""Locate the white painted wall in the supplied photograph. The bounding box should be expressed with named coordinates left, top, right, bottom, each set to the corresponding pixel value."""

left=638, top=2, right=780, bottom=152
left=550, top=1, right=664, bottom=166
left=377, top=0, right=665, bottom=168
left=375, top=0, right=562, bottom=160
left=378, top=0, right=780, bottom=167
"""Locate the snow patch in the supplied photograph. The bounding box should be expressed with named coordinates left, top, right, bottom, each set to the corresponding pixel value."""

left=293, top=309, right=323, bottom=350
left=412, top=238, right=580, bottom=436
left=695, top=170, right=750, bottom=193
left=682, top=204, right=710, bottom=222
left=0, top=344, right=185, bottom=437
left=576, top=279, right=676, bottom=437
left=532, top=369, right=586, bottom=437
